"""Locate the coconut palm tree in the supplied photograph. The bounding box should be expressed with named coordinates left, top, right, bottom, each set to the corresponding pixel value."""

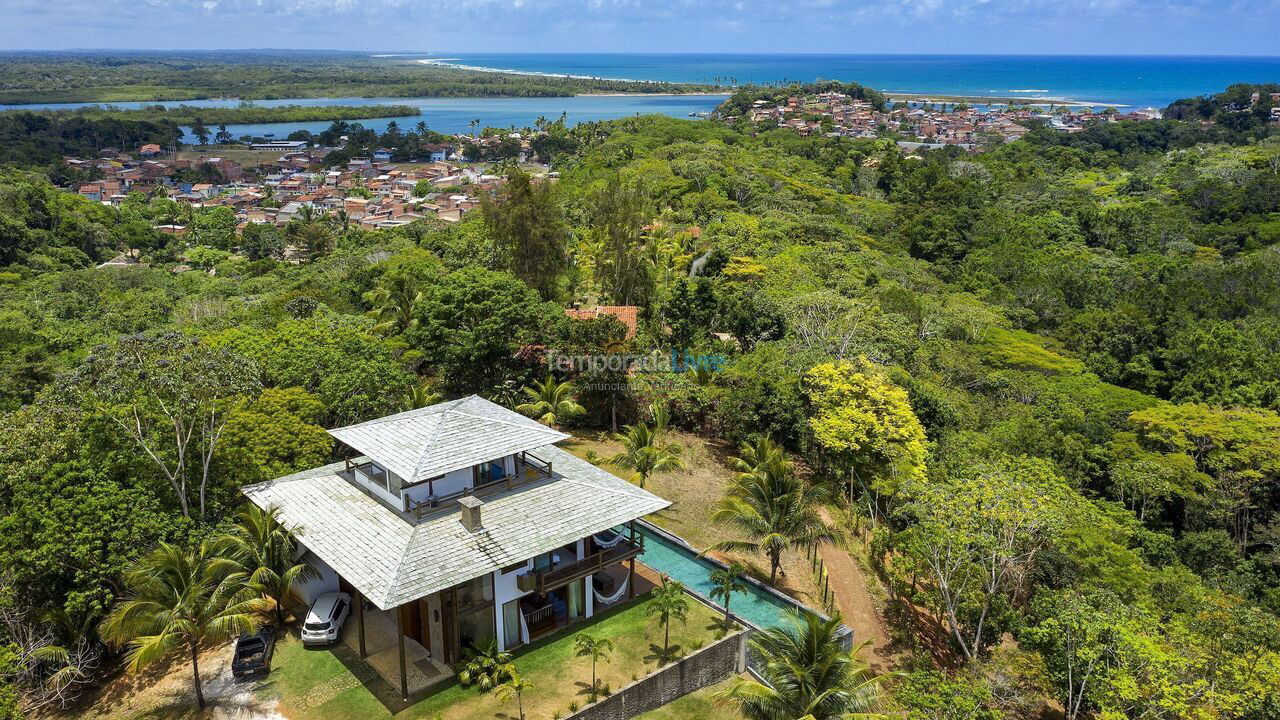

left=363, top=275, right=423, bottom=335
left=608, top=423, right=684, bottom=488
left=645, top=576, right=689, bottom=662
left=711, top=467, right=830, bottom=585
left=713, top=612, right=890, bottom=720
left=573, top=632, right=613, bottom=700
left=223, top=504, right=318, bottom=626
left=403, top=380, right=443, bottom=410
left=709, top=562, right=746, bottom=630
left=101, top=539, right=265, bottom=709
left=516, top=376, right=585, bottom=427
left=495, top=665, right=532, bottom=720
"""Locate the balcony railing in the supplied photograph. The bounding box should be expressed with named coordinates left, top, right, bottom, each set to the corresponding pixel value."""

left=516, top=538, right=644, bottom=595
left=403, top=451, right=556, bottom=520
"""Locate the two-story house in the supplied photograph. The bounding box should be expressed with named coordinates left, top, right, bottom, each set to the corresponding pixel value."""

left=242, top=395, right=669, bottom=698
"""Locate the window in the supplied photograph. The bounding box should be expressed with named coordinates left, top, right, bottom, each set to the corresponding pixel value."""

left=456, top=574, right=493, bottom=611
left=502, top=598, right=523, bottom=649
left=333, top=599, right=348, bottom=620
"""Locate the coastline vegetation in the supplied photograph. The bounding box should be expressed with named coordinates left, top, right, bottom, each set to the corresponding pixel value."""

left=0, top=51, right=725, bottom=104
left=1, top=80, right=1280, bottom=719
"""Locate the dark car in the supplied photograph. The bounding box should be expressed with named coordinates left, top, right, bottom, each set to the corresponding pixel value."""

left=231, top=626, right=276, bottom=678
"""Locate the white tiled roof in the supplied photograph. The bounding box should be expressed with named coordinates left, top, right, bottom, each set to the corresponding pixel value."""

left=242, top=444, right=670, bottom=610
left=327, top=396, right=569, bottom=484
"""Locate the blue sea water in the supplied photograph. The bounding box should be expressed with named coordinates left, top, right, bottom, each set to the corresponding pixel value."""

left=4, top=54, right=1276, bottom=141
left=423, top=53, right=1280, bottom=109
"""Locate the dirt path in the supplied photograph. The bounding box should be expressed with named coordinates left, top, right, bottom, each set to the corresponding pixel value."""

left=817, top=509, right=898, bottom=671
left=74, top=642, right=284, bottom=720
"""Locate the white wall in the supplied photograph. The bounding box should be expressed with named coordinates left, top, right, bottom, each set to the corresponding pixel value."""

left=494, top=564, right=530, bottom=652
left=294, top=548, right=341, bottom=606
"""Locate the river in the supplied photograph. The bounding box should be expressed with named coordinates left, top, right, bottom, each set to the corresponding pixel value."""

left=0, top=95, right=729, bottom=143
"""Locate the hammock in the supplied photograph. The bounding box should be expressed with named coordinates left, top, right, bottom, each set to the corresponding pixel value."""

left=593, top=576, right=629, bottom=606
left=593, top=529, right=627, bottom=548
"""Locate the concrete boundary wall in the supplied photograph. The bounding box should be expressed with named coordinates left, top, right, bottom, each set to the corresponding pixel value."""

left=563, top=629, right=748, bottom=720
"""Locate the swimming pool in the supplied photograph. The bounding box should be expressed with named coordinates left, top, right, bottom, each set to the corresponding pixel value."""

left=634, top=522, right=826, bottom=632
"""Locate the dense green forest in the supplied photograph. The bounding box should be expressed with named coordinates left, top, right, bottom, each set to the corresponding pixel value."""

left=2, top=86, right=1280, bottom=719
left=3, top=103, right=421, bottom=127
left=0, top=51, right=723, bottom=104
left=1166, top=82, right=1280, bottom=130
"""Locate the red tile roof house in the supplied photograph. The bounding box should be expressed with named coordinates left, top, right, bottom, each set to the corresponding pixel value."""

left=138, top=143, right=163, bottom=158
left=563, top=305, right=639, bottom=339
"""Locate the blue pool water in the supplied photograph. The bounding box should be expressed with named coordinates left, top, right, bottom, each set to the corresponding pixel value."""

left=635, top=523, right=805, bottom=631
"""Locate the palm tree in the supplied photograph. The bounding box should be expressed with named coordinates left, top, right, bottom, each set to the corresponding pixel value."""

left=648, top=400, right=670, bottom=436
left=223, top=504, right=318, bottom=626
left=713, top=612, right=890, bottom=720
left=709, top=563, right=746, bottom=629
left=102, top=539, right=265, bottom=709
left=495, top=665, right=532, bottom=720
left=403, top=380, right=443, bottom=410
left=363, top=276, right=423, bottom=335
left=415, top=120, right=429, bottom=136
left=711, top=463, right=830, bottom=585
left=608, top=423, right=684, bottom=488
left=730, top=436, right=790, bottom=485
left=458, top=638, right=512, bottom=691
left=645, top=576, right=689, bottom=662
left=516, top=376, right=585, bottom=427
left=573, top=632, right=614, bottom=700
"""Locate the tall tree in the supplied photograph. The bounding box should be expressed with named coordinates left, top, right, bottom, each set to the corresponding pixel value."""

left=608, top=422, right=684, bottom=488
left=482, top=168, right=568, bottom=300
left=223, top=504, right=318, bottom=626
left=897, top=457, right=1071, bottom=661
left=711, top=454, right=830, bottom=584
left=714, top=612, right=888, bottom=720
left=804, top=358, right=927, bottom=521
left=590, top=176, right=654, bottom=306
left=101, top=539, right=265, bottom=709
left=516, top=376, right=585, bottom=427
left=70, top=332, right=261, bottom=518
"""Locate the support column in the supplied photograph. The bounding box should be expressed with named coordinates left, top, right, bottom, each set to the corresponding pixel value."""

left=627, top=521, right=637, bottom=599
left=396, top=604, right=408, bottom=700
left=356, top=589, right=367, bottom=658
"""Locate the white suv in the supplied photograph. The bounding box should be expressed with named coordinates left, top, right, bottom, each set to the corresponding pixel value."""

left=301, top=592, right=351, bottom=646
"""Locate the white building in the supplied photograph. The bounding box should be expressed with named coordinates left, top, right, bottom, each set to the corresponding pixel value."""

left=242, top=395, right=668, bottom=698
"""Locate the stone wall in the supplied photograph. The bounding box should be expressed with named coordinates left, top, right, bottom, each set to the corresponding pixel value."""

left=564, top=630, right=748, bottom=720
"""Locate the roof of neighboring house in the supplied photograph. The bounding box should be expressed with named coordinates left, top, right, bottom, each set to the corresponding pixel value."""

left=327, top=395, right=568, bottom=486
left=242, top=443, right=668, bottom=609
left=564, top=305, right=639, bottom=339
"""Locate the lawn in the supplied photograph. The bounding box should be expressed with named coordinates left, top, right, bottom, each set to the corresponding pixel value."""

left=562, top=431, right=828, bottom=610
left=266, top=593, right=725, bottom=720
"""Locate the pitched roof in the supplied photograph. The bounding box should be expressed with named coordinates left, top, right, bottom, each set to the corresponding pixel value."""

left=563, top=305, right=639, bottom=339
left=327, top=396, right=568, bottom=485
left=242, top=444, right=669, bottom=610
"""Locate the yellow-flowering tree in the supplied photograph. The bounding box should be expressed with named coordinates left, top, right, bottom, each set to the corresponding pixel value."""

left=803, top=358, right=927, bottom=521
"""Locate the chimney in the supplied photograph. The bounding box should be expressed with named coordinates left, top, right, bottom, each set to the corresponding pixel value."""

left=458, top=496, right=484, bottom=533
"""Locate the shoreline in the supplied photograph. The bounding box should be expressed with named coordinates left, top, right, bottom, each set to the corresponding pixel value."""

left=884, top=91, right=1128, bottom=108
left=417, top=60, right=1131, bottom=108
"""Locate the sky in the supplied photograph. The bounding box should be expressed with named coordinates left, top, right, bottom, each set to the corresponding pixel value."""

left=3, top=0, right=1279, bottom=56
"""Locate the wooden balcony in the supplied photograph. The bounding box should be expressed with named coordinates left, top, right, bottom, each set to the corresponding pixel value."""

left=516, top=538, right=644, bottom=595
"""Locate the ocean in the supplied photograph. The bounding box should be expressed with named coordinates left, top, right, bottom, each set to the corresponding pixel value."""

left=4, top=54, right=1276, bottom=140
left=419, top=53, right=1280, bottom=109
